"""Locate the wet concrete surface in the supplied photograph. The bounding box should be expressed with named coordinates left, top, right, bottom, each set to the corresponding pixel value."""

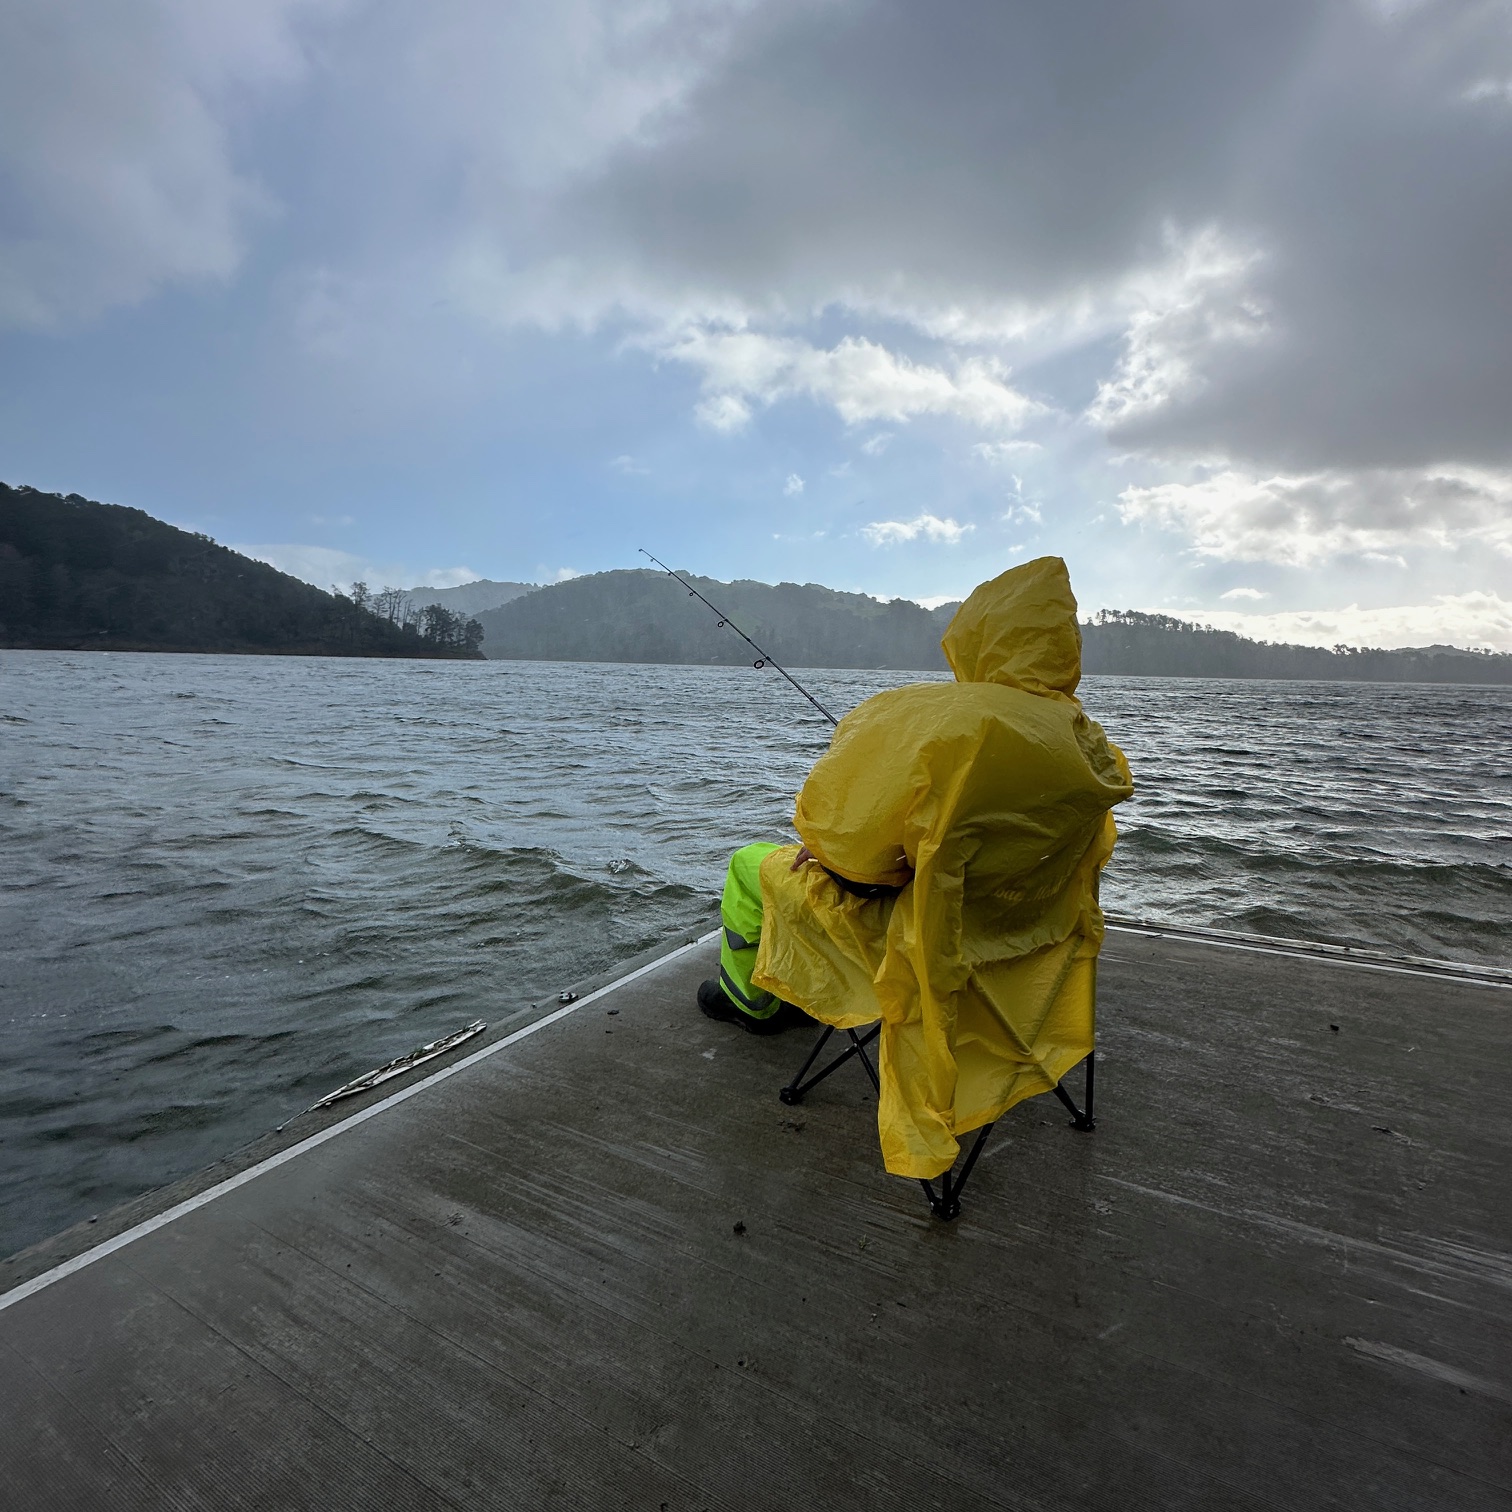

left=1, top=926, right=1508, bottom=1510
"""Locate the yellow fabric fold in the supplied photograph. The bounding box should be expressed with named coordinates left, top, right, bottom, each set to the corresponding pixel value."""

left=752, top=556, right=1133, bottom=1179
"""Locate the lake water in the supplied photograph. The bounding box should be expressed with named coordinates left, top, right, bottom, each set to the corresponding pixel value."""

left=2, top=651, right=1509, bottom=1259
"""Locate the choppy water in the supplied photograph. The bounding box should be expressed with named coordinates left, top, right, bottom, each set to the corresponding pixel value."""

left=2, top=651, right=1509, bottom=1259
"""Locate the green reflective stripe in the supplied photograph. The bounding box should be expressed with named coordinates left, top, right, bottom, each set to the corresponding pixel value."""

left=719, top=934, right=778, bottom=1017
left=719, top=964, right=778, bottom=1017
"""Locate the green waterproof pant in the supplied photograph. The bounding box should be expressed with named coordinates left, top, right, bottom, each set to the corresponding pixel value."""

left=719, top=843, right=781, bottom=1019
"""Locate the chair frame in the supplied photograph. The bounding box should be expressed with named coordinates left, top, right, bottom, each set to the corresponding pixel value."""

left=779, top=1025, right=1095, bottom=1221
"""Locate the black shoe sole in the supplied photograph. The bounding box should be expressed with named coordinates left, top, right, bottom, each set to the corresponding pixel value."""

left=697, top=978, right=786, bottom=1035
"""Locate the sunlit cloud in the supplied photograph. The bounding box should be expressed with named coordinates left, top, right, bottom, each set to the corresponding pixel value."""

left=861, top=514, right=974, bottom=546
left=1085, top=228, right=1269, bottom=432
left=1118, top=466, right=1512, bottom=566
left=972, top=440, right=1041, bottom=464
left=1193, top=592, right=1512, bottom=653
left=668, top=330, right=1043, bottom=433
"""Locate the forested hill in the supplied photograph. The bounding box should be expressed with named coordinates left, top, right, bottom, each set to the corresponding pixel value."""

left=1082, top=610, right=1510, bottom=684
left=400, top=578, right=537, bottom=616
left=478, top=571, right=1512, bottom=684
left=0, top=484, right=483, bottom=658
left=475, top=569, right=958, bottom=670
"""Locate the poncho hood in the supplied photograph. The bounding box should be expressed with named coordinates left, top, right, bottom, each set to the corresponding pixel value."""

left=941, top=555, right=1082, bottom=698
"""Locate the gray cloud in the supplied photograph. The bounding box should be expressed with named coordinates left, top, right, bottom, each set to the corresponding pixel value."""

left=543, top=1, right=1310, bottom=310
left=515, top=0, right=1512, bottom=474
left=0, top=0, right=337, bottom=327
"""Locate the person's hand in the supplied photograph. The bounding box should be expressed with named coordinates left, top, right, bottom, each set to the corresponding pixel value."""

left=791, top=845, right=814, bottom=871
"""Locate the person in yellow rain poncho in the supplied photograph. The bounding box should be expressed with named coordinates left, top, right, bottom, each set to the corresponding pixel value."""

left=701, top=556, right=1133, bottom=1182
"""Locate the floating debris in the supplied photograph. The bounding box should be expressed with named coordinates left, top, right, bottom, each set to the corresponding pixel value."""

left=310, top=1020, right=487, bottom=1110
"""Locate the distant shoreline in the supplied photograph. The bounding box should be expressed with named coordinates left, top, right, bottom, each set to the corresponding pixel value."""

left=8, top=643, right=1504, bottom=690
left=0, top=639, right=481, bottom=660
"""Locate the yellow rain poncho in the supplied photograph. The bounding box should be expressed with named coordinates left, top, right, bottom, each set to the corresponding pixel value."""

left=752, top=556, right=1133, bottom=1180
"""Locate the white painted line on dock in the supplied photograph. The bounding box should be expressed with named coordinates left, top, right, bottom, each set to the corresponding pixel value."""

left=1106, top=924, right=1510, bottom=990
left=0, top=929, right=721, bottom=1314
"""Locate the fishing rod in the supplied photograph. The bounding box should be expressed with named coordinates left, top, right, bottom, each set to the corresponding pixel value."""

left=638, top=548, right=840, bottom=727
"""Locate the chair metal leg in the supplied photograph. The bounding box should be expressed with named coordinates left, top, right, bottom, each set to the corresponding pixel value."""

left=779, top=1024, right=881, bottom=1106
left=779, top=1026, right=833, bottom=1105
left=920, top=1122, right=995, bottom=1221
left=1053, top=1051, right=1096, bottom=1131
left=849, top=1027, right=881, bottom=1094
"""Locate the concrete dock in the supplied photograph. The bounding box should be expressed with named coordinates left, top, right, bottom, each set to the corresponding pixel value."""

left=2, top=924, right=1508, bottom=1511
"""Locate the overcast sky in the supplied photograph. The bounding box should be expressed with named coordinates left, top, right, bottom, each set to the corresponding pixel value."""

left=3, top=0, right=1511, bottom=647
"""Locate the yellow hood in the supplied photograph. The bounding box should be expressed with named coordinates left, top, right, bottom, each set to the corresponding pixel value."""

left=941, top=555, right=1082, bottom=698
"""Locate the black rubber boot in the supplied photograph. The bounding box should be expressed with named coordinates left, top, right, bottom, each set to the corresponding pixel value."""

left=697, top=977, right=787, bottom=1035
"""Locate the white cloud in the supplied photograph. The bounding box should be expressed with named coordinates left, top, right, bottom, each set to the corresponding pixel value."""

left=1193, top=592, right=1512, bottom=653
left=972, top=440, right=1041, bottom=465
left=1117, top=466, right=1512, bottom=567
left=667, top=329, right=1044, bottom=433
left=1220, top=587, right=1268, bottom=601
left=611, top=454, right=648, bottom=475
left=860, top=514, right=973, bottom=547
left=1003, top=502, right=1041, bottom=526
left=543, top=566, right=583, bottom=582
left=234, top=542, right=478, bottom=592
left=694, top=392, right=752, bottom=432
left=783, top=472, right=804, bottom=496
left=414, top=565, right=484, bottom=589
left=860, top=432, right=893, bottom=456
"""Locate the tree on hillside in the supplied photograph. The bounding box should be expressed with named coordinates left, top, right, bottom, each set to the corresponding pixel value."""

left=419, top=602, right=484, bottom=652
left=372, top=586, right=411, bottom=625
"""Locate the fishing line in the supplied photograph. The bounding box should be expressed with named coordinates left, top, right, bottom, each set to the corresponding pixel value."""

left=638, top=548, right=840, bottom=726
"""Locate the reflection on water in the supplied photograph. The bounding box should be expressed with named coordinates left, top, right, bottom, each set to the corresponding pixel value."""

left=1, top=650, right=1508, bottom=1257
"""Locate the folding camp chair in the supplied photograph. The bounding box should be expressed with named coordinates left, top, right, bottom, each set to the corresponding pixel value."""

left=778, top=1022, right=1095, bottom=1222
